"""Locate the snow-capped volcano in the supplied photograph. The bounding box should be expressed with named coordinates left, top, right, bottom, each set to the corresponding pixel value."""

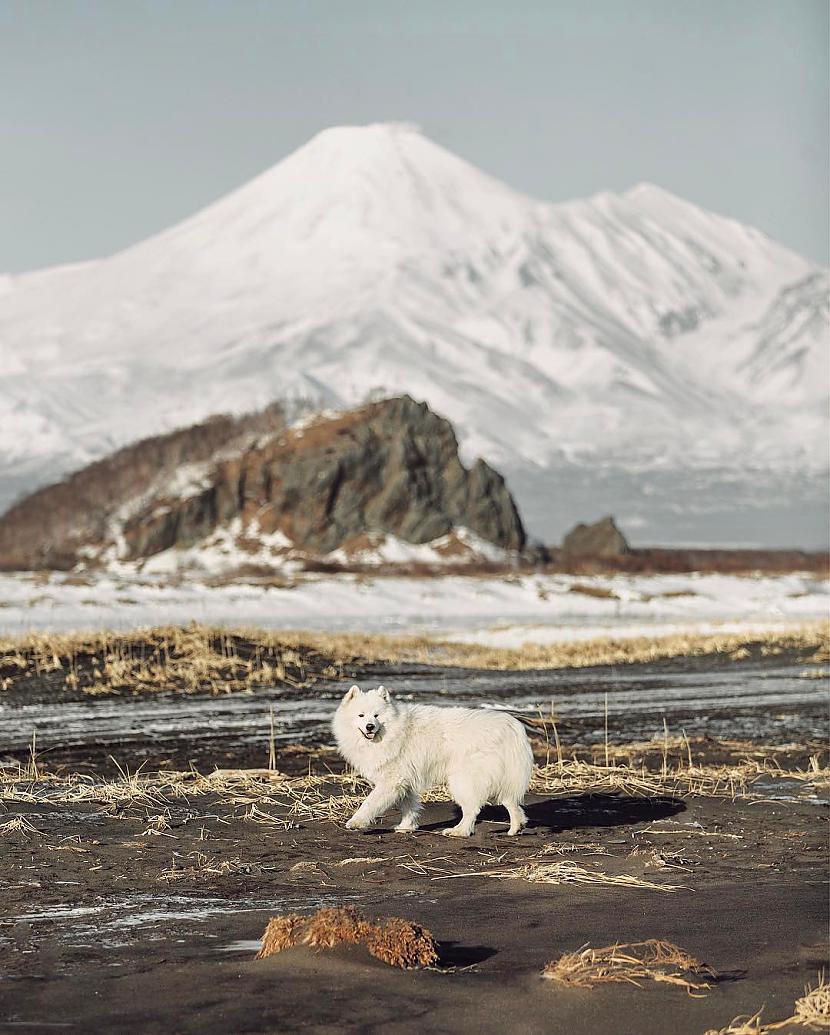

left=0, top=122, right=827, bottom=545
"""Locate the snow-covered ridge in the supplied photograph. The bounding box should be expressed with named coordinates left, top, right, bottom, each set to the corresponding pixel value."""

left=0, top=122, right=826, bottom=543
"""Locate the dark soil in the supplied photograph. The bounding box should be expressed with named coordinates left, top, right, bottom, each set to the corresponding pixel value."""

left=1, top=758, right=827, bottom=1034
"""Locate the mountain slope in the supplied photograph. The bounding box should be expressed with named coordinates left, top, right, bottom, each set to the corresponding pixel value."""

left=0, top=122, right=826, bottom=544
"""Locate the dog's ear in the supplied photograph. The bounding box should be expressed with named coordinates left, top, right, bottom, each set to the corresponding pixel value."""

left=377, top=685, right=391, bottom=702
left=343, top=684, right=361, bottom=703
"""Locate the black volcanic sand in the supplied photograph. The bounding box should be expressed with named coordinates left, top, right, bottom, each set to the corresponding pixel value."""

left=2, top=760, right=828, bottom=1033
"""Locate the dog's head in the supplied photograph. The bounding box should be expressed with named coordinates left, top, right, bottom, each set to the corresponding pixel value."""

left=339, top=684, right=394, bottom=742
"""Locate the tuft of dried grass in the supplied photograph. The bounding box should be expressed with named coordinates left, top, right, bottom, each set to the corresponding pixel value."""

left=790, top=974, right=830, bottom=1029
left=434, top=859, right=682, bottom=892
left=704, top=1009, right=767, bottom=1034
left=704, top=973, right=830, bottom=1033
left=0, top=815, right=42, bottom=836
left=255, top=906, right=439, bottom=969
left=159, top=851, right=254, bottom=882
left=0, top=625, right=345, bottom=698
left=543, top=939, right=713, bottom=993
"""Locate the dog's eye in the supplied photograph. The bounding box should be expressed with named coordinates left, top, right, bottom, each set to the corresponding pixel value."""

left=373, top=714, right=378, bottom=718
left=358, top=713, right=364, bottom=718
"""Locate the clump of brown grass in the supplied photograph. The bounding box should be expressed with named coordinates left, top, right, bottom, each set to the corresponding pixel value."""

left=283, top=621, right=829, bottom=672
left=363, top=917, right=440, bottom=969
left=257, top=914, right=306, bottom=957
left=255, top=906, right=439, bottom=969
left=543, top=939, right=714, bottom=993
left=301, top=906, right=368, bottom=948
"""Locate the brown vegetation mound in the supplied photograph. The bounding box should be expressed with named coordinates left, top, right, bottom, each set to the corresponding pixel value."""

left=256, top=906, right=439, bottom=969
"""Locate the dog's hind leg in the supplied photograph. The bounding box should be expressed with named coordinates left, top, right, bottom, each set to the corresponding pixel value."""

left=503, top=798, right=528, bottom=836
left=443, top=774, right=484, bottom=837
left=395, top=790, right=422, bottom=832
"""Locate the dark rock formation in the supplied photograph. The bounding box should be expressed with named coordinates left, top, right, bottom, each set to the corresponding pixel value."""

left=0, top=406, right=284, bottom=570
left=561, top=515, right=630, bottom=558
left=0, top=396, right=525, bottom=569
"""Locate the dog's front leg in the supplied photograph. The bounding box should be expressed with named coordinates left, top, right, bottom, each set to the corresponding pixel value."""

left=345, top=782, right=404, bottom=831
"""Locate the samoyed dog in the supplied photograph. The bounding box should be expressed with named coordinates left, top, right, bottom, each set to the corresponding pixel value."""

left=332, top=684, right=534, bottom=837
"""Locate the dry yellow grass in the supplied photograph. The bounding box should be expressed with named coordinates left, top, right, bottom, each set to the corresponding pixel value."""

left=281, top=621, right=829, bottom=672
left=543, top=939, right=714, bottom=993
left=704, top=1009, right=767, bottom=1034
left=790, top=975, right=830, bottom=1029
left=158, top=851, right=254, bottom=882
left=1, top=745, right=825, bottom=820
left=1, top=621, right=826, bottom=697
left=433, top=859, right=684, bottom=893
left=0, top=815, right=42, bottom=836
left=704, top=974, right=830, bottom=1033
left=0, top=625, right=346, bottom=696
left=255, top=906, right=439, bottom=969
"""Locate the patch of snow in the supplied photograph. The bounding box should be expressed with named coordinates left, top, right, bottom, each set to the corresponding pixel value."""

left=324, top=527, right=509, bottom=566
left=0, top=570, right=825, bottom=641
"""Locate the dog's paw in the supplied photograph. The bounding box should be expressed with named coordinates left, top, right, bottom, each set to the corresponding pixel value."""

left=394, top=823, right=419, bottom=833
left=442, top=826, right=473, bottom=838
left=345, top=816, right=371, bottom=831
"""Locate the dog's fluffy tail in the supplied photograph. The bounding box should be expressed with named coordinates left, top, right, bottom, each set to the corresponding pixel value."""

left=501, top=716, right=534, bottom=802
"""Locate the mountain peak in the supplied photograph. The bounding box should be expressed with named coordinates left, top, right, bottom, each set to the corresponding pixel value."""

left=308, top=121, right=425, bottom=143
left=0, top=124, right=824, bottom=547
left=194, top=119, right=530, bottom=256
left=625, top=180, right=681, bottom=202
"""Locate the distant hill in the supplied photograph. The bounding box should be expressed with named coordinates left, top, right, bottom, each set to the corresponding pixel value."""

left=0, top=396, right=524, bottom=573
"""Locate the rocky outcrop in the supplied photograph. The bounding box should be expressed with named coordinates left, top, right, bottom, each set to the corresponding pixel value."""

left=561, top=515, right=629, bottom=558
left=121, top=396, right=525, bottom=559
left=0, top=396, right=525, bottom=570
left=0, top=406, right=284, bottom=570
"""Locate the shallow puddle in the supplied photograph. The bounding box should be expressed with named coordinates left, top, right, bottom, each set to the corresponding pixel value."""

left=6, top=891, right=363, bottom=952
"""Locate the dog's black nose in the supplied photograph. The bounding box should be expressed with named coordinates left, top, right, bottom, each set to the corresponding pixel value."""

left=365, top=723, right=375, bottom=732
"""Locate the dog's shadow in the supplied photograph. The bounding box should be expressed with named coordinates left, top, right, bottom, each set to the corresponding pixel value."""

left=417, top=793, right=685, bottom=835
left=524, top=793, right=686, bottom=834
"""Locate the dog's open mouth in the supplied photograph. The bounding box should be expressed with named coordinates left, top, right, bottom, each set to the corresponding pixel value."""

left=360, top=730, right=377, bottom=741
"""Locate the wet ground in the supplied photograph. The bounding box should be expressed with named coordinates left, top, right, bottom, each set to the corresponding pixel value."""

left=1, top=780, right=827, bottom=1034
left=1, top=652, right=828, bottom=1033
left=1, top=654, right=826, bottom=772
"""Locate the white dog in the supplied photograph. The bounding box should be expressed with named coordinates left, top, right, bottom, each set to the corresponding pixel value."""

left=332, top=684, right=534, bottom=837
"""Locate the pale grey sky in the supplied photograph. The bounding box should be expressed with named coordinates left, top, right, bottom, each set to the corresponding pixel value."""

left=0, top=0, right=827, bottom=272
